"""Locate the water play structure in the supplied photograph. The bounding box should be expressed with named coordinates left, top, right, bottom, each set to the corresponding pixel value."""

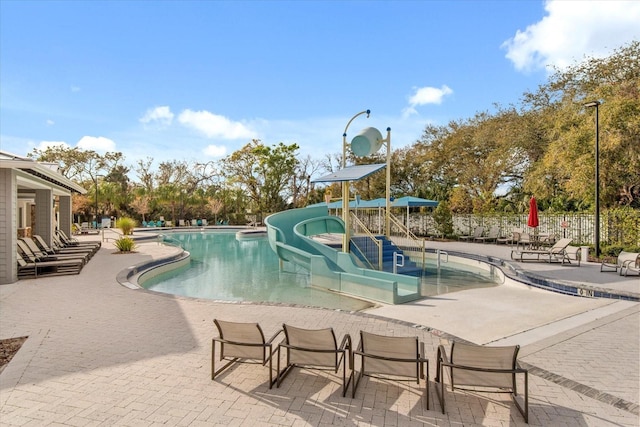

left=265, top=205, right=422, bottom=304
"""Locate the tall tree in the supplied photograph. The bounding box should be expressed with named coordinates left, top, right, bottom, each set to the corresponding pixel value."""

left=222, top=140, right=300, bottom=216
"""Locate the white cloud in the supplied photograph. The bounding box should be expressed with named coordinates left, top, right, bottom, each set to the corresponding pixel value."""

left=503, top=0, right=640, bottom=72
left=203, top=144, right=227, bottom=158
left=46, top=119, right=55, bottom=126
left=36, top=141, right=70, bottom=151
left=71, top=86, right=81, bottom=92
left=139, top=106, right=174, bottom=126
left=403, top=85, right=453, bottom=117
left=77, top=136, right=116, bottom=152
left=178, top=109, right=257, bottom=139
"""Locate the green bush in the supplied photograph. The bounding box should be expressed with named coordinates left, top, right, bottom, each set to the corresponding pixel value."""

left=433, top=201, right=454, bottom=238
left=114, top=237, right=136, bottom=252
left=116, top=217, right=136, bottom=235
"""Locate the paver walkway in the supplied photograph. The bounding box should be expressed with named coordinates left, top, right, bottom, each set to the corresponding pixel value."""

left=1, top=235, right=638, bottom=426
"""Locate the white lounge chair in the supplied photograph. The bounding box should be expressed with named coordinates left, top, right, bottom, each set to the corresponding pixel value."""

left=601, top=251, right=640, bottom=276
left=460, top=227, right=484, bottom=242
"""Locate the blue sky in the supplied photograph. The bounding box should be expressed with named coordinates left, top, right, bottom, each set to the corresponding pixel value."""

left=1, top=0, right=639, bottom=173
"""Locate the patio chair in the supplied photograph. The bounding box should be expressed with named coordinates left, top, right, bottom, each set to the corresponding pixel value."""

left=601, top=251, right=640, bottom=276
left=212, top=319, right=283, bottom=388
left=510, top=238, right=575, bottom=264
left=202, top=219, right=208, bottom=226
left=17, top=251, right=84, bottom=278
left=179, top=219, right=185, bottom=227
left=623, top=259, right=640, bottom=276
left=435, top=341, right=528, bottom=423
left=459, top=226, right=484, bottom=242
left=474, top=226, right=499, bottom=243
left=277, top=324, right=352, bottom=397
left=352, top=331, right=429, bottom=408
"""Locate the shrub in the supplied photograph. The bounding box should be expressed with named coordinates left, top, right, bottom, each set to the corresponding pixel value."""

left=114, top=237, right=136, bottom=252
left=433, top=201, right=454, bottom=238
left=116, top=217, right=136, bottom=235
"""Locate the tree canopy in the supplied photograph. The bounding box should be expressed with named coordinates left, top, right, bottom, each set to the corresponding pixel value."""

left=30, top=41, right=639, bottom=223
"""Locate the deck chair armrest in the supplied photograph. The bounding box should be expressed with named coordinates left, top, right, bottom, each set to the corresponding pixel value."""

left=621, top=259, right=639, bottom=269
left=339, top=334, right=352, bottom=351
left=435, top=344, right=450, bottom=382
left=266, top=329, right=284, bottom=345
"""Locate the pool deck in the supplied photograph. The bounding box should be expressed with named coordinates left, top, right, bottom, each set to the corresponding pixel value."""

left=1, top=233, right=638, bottom=426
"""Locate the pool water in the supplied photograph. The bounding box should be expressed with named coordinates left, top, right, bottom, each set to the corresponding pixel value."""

left=141, top=232, right=497, bottom=310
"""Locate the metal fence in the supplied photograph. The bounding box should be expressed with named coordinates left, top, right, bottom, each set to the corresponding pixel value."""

left=352, top=210, right=640, bottom=247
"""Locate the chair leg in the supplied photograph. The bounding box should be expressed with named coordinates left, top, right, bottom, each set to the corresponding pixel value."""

left=424, top=361, right=430, bottom=410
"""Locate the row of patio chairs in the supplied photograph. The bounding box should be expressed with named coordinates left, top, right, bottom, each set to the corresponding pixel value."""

left=212, top=319, right=529, bottom=423
left=16, top=231, right=100, bottom=279
left=460, top=226, right=513, bottom=244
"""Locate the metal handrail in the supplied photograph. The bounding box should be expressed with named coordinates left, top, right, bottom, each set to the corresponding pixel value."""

left=389, top=214, right=422, bottom=242
left=388, top=213, right=428, bottom=271
left=350, top=212, right=383, bottom=270
left=157, top=234, right=184, bottom=249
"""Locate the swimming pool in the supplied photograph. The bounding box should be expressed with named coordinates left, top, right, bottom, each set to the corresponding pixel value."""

left=141, top=231, right=498, bottom=310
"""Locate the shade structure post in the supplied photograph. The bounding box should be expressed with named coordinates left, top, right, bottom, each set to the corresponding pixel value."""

left=384, top=127, right=391, bottom=239
left=341, top=110, right=370, bottom=252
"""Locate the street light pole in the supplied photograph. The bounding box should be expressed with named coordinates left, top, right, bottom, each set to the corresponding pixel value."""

left=584, top=100, right=601, bottom=258
left=94, top=175, right=99, bottom=230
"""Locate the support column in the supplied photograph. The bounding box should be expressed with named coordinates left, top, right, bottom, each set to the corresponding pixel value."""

left=58, top=195, right=73, bottom=238
left=0, top=169, right=18, bottom=284
left=34, top=189, right=54, bottom=246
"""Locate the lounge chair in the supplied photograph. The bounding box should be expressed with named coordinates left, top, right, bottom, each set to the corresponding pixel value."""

left=201, top=219, right=208, bottom=226
left=179, top=219, right=185, bottom=227
left=475, top=225, right=499, bottom=243
left=510, top=238, right=575, bottom=264
left=17, top=251, right=83, bottom=278
left=18, top=239, right=87, bottom=265
left=55, top=233, right=100, bottom=255
left=435, top=341, right=528, bottom=423
left=57, top=230, right=101, bottom=249
left=601, top=251, right=640, bottom=276
left=352, top=331, right=429, bottom=408
left=212, top=319, right=283, bottom=388
left=459, top=226, right=484, bottom=242
left=277, top=324, right=352, bottom=397
left=29, top=236, right=94, bottom=260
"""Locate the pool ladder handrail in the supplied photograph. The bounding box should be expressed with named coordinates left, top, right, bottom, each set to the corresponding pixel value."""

left=157, top=234, right=184, bottom=249
left=393, top=251, right=405, bottom=274
left=436, top=249, right=449, bottom=270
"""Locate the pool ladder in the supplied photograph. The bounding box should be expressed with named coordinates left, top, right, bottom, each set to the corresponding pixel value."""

left=436, top=249, right=449, bottom=271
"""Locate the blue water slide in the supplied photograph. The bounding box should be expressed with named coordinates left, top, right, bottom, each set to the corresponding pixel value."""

left=265, top=206, right=421, bottom=304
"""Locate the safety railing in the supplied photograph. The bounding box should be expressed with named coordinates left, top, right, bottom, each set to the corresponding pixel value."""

left=350, top=212, right=383, bottom=270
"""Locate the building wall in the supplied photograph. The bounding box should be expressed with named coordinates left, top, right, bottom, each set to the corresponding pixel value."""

left=0, top=169, right=18, bottom=284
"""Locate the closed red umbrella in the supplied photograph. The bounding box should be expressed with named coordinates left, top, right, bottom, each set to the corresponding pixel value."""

left=527, top=197, right=539, bottom=228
